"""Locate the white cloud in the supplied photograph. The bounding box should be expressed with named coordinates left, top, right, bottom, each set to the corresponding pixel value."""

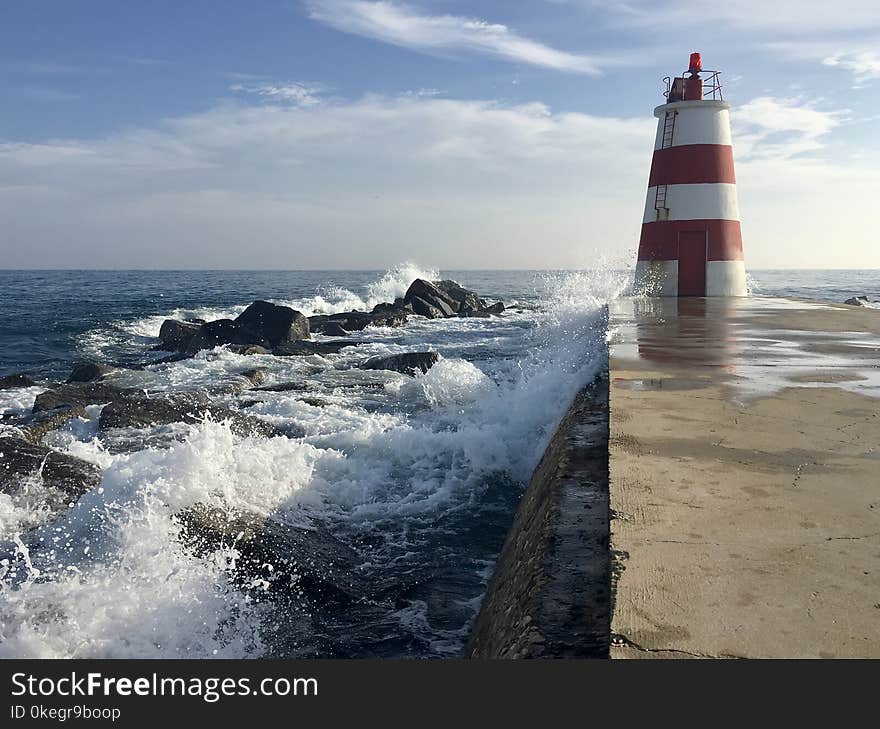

left=230, top=82, right=325, bottom=106
left=823, top=50, right=880, bottom=86
left=0, top=92, right=876, bottom=269
left=571, top=0, right=880, bottom=33
left=731, top=97, right=845, bottom=160
left=0, top=95, right=653, bottom=268
left=307, top=0, right=605, bottom=73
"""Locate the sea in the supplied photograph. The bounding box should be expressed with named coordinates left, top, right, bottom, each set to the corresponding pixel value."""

left=0, top=266, right=876, bottom=658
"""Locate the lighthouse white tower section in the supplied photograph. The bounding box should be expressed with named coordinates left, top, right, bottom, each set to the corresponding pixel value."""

left=635, top=53, right=747, bottom=297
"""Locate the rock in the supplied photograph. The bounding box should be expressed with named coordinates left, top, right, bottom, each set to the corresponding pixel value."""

left=458, top=309, right=490, bottom=318
left=225, top=344, right=271, bottom=356
left=0, top=373, right=35, bottom=389
left=273, top=340, right=362, bottom=357
left=32, top=383, right=133, bottom=413
left=844, top=296, right=870, bottom=307
left=361, top=351, right=441, bottom=376
left=176, top=504, right=365, bottom=606
left=66, top=362, right=116, bottom=383
left=434, top=280, right=485, bottom=313
left=158, top=319, right=201, bottom=351
left=310, top=306, right=408, bottom=333
left=409, top=296, right=446, bottom=319
left=460, top=301, right=505, bottom=317
left=234, top=301, right=309, bottom=346
left=0, top=435, right=102, bottom=503
left=98, top=391, right=276, bottom=439
left=310, top=312, right=372, bottom=333
left=313, top=321, right=350, bottom=337
left=369, top=303, right=410, bottom=327
left=404, top=279, right=456, bottom=317
left=240, top=368, right=270, bottom=387
left=254, top=381, right=307, bottom=393
left=185, top=319, right=269, bottom=355
left=12, top=406, right=88, bottom=444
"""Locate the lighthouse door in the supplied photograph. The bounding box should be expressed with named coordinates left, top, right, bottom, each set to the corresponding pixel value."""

left=677, top=230, right=707, bottom=296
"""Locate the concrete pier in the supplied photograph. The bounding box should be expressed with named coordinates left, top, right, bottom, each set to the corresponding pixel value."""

left=608, top=297, right=880, bottom=658
left=470, top=296, right=880, bottom=658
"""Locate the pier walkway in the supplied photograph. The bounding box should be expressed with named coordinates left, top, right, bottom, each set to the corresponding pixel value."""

left=608, top=297, right=880, bottom=658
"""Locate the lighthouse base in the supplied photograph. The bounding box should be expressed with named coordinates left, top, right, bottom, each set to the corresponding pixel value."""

left=634, top=259, right=747, bottom=297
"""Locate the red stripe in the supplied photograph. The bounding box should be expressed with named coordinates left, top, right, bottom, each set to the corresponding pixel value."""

left=648, top=145, right=736, bottom=186
left=638, top=219, right=743, bottom=261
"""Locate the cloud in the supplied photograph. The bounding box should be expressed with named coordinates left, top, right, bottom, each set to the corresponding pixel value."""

left=230, top=82, right=325, bottom=106
left=823, top=50, right=880, bottom=86
left=0, top=94, right=653, bottom=268
left=569, top=0, right=880, bottom=33
left=731, top=97, right=845, bottom=160
left=307, top=0, right=605, bottom=73
left=0, top=91, right=876, bottom=269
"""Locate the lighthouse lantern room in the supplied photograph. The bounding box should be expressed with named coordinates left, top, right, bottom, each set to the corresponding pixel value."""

left=634, top=53, right=747, bottom=297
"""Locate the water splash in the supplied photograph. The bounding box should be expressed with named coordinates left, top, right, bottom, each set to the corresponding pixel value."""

left=1, top=265, right=624, bottom=658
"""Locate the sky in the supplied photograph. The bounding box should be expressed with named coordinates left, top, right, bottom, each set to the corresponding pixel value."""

left=1, top=0, right=878, bottom=270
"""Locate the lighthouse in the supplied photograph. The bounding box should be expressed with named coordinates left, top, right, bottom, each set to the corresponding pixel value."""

left=634, top=53, right=747, bottom=297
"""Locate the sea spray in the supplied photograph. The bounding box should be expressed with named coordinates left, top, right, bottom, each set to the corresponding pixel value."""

left=0, top=265, right=626, bottom=658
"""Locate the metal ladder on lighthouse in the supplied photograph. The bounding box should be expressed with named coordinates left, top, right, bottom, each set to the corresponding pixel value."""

left=654, top=110, right=676, bottom=220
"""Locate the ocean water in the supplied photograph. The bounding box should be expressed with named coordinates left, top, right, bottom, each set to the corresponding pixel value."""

left=0, top=266, right=875, bottom=658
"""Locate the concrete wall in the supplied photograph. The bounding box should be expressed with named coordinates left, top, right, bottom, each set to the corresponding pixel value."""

left=466, top=370, right=610, bottom=659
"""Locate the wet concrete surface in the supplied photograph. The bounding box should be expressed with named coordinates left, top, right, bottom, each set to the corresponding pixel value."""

left=608, top=297, right=880, bottom=658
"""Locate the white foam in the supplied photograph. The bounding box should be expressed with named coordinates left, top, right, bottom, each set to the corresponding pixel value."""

left=1, top=265, right=628, bottom=657
left=0, top=387, right=45, bottom=418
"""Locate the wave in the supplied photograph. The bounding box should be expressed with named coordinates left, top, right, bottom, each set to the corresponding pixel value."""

left=1, top=265, right=625, bottom=658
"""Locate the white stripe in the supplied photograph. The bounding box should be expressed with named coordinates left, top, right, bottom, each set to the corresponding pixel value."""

left=634, top=260, right=747, bottom=297
left=642, top=183, right=740, bottom=224
left=706, top=260, right=747, bottom=296
left=653, top=102, right=732, bottom=150
left=634, top=260, right=678, bottom=296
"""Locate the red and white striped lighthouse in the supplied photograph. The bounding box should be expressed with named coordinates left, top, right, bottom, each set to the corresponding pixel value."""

left=635, top=53, right=746, bottom=297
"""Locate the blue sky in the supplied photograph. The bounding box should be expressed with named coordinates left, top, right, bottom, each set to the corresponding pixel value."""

left=1, top=1, right=878, bottom=269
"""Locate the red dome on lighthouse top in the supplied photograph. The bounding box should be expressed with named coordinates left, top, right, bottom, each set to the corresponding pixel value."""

left=634, top=53, right=747, bottom=297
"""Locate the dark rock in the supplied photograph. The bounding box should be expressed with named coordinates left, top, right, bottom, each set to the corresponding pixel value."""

left=32, top=383, right=133, bottom=413
left=299, top=397, right=328, bottom=408
left=404, top=279, right=456, bottom=317
left=273, top=340, right=362, bottom=357
left=67, top=362, right=116, bottom=383
left=234, top=301, right=309, bottom=346
left=361, top=351, right=440, bottom=376
left=240, top=368, right=270, bottom=387
left=0, top=435, right=102, bottom=501
left=98, top=391, right=276, bottom=439
left=409, top=296, right=446, bottom=319
left=310, top=312, right=373, bottom=332
left=0, top=373, right=35, bottom=389
left=844, top=296, right=870, bottom=307
left=311, top=321, right=350, bottom=337
left=434, top=280, right=485, bottom=313
left=226, top=344, right=271, bottom=356
left=458, top=309, right=490, bottom=318
left=254, top=381, right=307, bottom=393
left=185, top=319, right=268, bottom=355
left=13, top=406, right=88, bottom=444
left=459, top=301, right=505, bottom=317
left=369, top=302, right=410, bottom=327
left=158, top=319, right=201, bottom=351
left=311, top=306, right=408, bottom=332
left=176, top=504, right=365, bottom=606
